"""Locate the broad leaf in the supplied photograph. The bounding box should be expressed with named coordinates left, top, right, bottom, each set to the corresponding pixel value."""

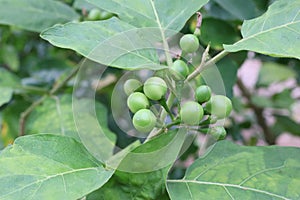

left=0, top=134, right=114, bottom=200
left=224, top=0, right=300, bottom=59
left=88, top=0, right=209, bottom=30
left=88, top=129, right=187, bottom=200
left=73, top=0, right=96, bottom=11
left=200, top=18, right=241, bottom=50
left=0, top=0, right=79, bottom=32
left=41, top=18, right=163, bottom=70
left=213, top=0, right=262, bottom=20
left=167, top=140, right=300, bottom=199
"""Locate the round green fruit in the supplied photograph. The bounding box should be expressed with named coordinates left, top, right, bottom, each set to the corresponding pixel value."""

left=180, top=101, right=204, bottom=125
left=87, top=8, right=101, bottom=20
left=170, top=60, right=189, bottom=80
left=143, top=77, right=167, bottom=100
left=205, top=95, right=232, bottom=119
left=124, top=79, right=142, bottom=96
left=133, top=109, right=156, bottom=133
left=179, top=34, right=199, bottom=53
left=208, top=126, right=227, bottom=140
left=195, top=85, right=211, bottom=103
left=127, top=92, right=149, bottom=113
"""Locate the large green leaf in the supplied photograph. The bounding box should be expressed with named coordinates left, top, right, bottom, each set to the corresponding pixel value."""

left=200, top=18, right=241, bottom=50
left=0, top=134, right=114, bottom=200
left=41, top=0, right=210, bottom=70
left=0, top=0, right=79, bottom=32
left=212, top=0, right=262, bottom=20
left=88, top=129, right=187, bottom=200
left=41, top=18, right=163, bottom=70
left=88, top=0, right=209, bottom=30
left=224, top=0, right=300, bottom=59
left=167, top=140, right=300, bottom=199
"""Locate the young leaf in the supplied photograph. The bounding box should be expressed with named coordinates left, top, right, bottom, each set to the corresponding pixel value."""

left=0, top=134, right=114, bottom=200
left=88, top=0, right=209, bottom=30
left=0, top=0, right=79, bottom=32
left=167, top=140, right=300, bottom=199
left=224, top=0, right=300, bottom=59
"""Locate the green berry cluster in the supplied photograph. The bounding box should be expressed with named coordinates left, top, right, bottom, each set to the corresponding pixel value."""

left=123, top=34, right=232, bottom=140
left=124, top=77, right=167, bottom=133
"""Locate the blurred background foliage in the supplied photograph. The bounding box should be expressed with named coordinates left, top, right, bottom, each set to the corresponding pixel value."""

left=0, top=0, right=299, bottom=179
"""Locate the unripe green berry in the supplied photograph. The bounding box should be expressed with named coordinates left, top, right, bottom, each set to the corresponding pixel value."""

left=179, top=34, right=199, bottom=53
left=143, top=77, right=167, bottom=100
left=205, top=95, right=232, bottom=119
left=180, top=101, right=204, bottom=125
left=195, top=85, right=211, bottom=103
left=133, top=109, right=156, bottom=133
left=87, top=8, right=101, bottom=20
left=127, top=92, right=149, bottom=113
left=170, top=60, right=189, bottom=80
left=208, top=126, right=227, bottom=140
left=124, top=79, right=142, bottom=96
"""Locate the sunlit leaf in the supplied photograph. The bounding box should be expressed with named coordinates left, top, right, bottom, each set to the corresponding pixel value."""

left=0, top=0, right=80, bottom=32
left=0, top=134, right=114, bottom=200
left=167, top=140, right=300, bottom=199
left=224, top=0, right=300, bottom=59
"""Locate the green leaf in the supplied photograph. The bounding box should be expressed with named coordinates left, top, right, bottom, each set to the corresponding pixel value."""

left=272, top=89, right=295, bottom=109
left=87, top=167, right=170, bottom=200
left=272, top=115, right=300, bottom=136
left=224, top=0, right=300, bottom=59
left=0, top=134, right=114, bottom=200
left=73, top=0, right=96, bottom=11
left=0, top=98, right=30, bottom=146
left=0, top=68, right=20, bottom=88
left=0, top=0, right=80, bottom=32
left=212, top=0, right=262, bottom=20
left=0, top=68, right=21, bottom=107
left=41, top=18, right=163, bottom=70
left=0, top=87, right=13, bottom=107
left=0, top=45, right=20, bottom=72
left=88, top=129, right=187, bottom=200
left=88, top=0, right=209, bottom=30
left=200, top=18, right=241, bottom=50
left=216, top=57, right=239, bottom=98
left=257, top=62, right=296, bottom=87
left=26, top=95, right=116, bottom=162
left=167, top=140, right=300, bottom=199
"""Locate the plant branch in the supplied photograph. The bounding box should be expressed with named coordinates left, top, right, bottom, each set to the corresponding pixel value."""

left=236, top=78, right=275, bottom=144
left=19, top=66, right=80, bottom=136
left=186, top=49, right=229, bottom=82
